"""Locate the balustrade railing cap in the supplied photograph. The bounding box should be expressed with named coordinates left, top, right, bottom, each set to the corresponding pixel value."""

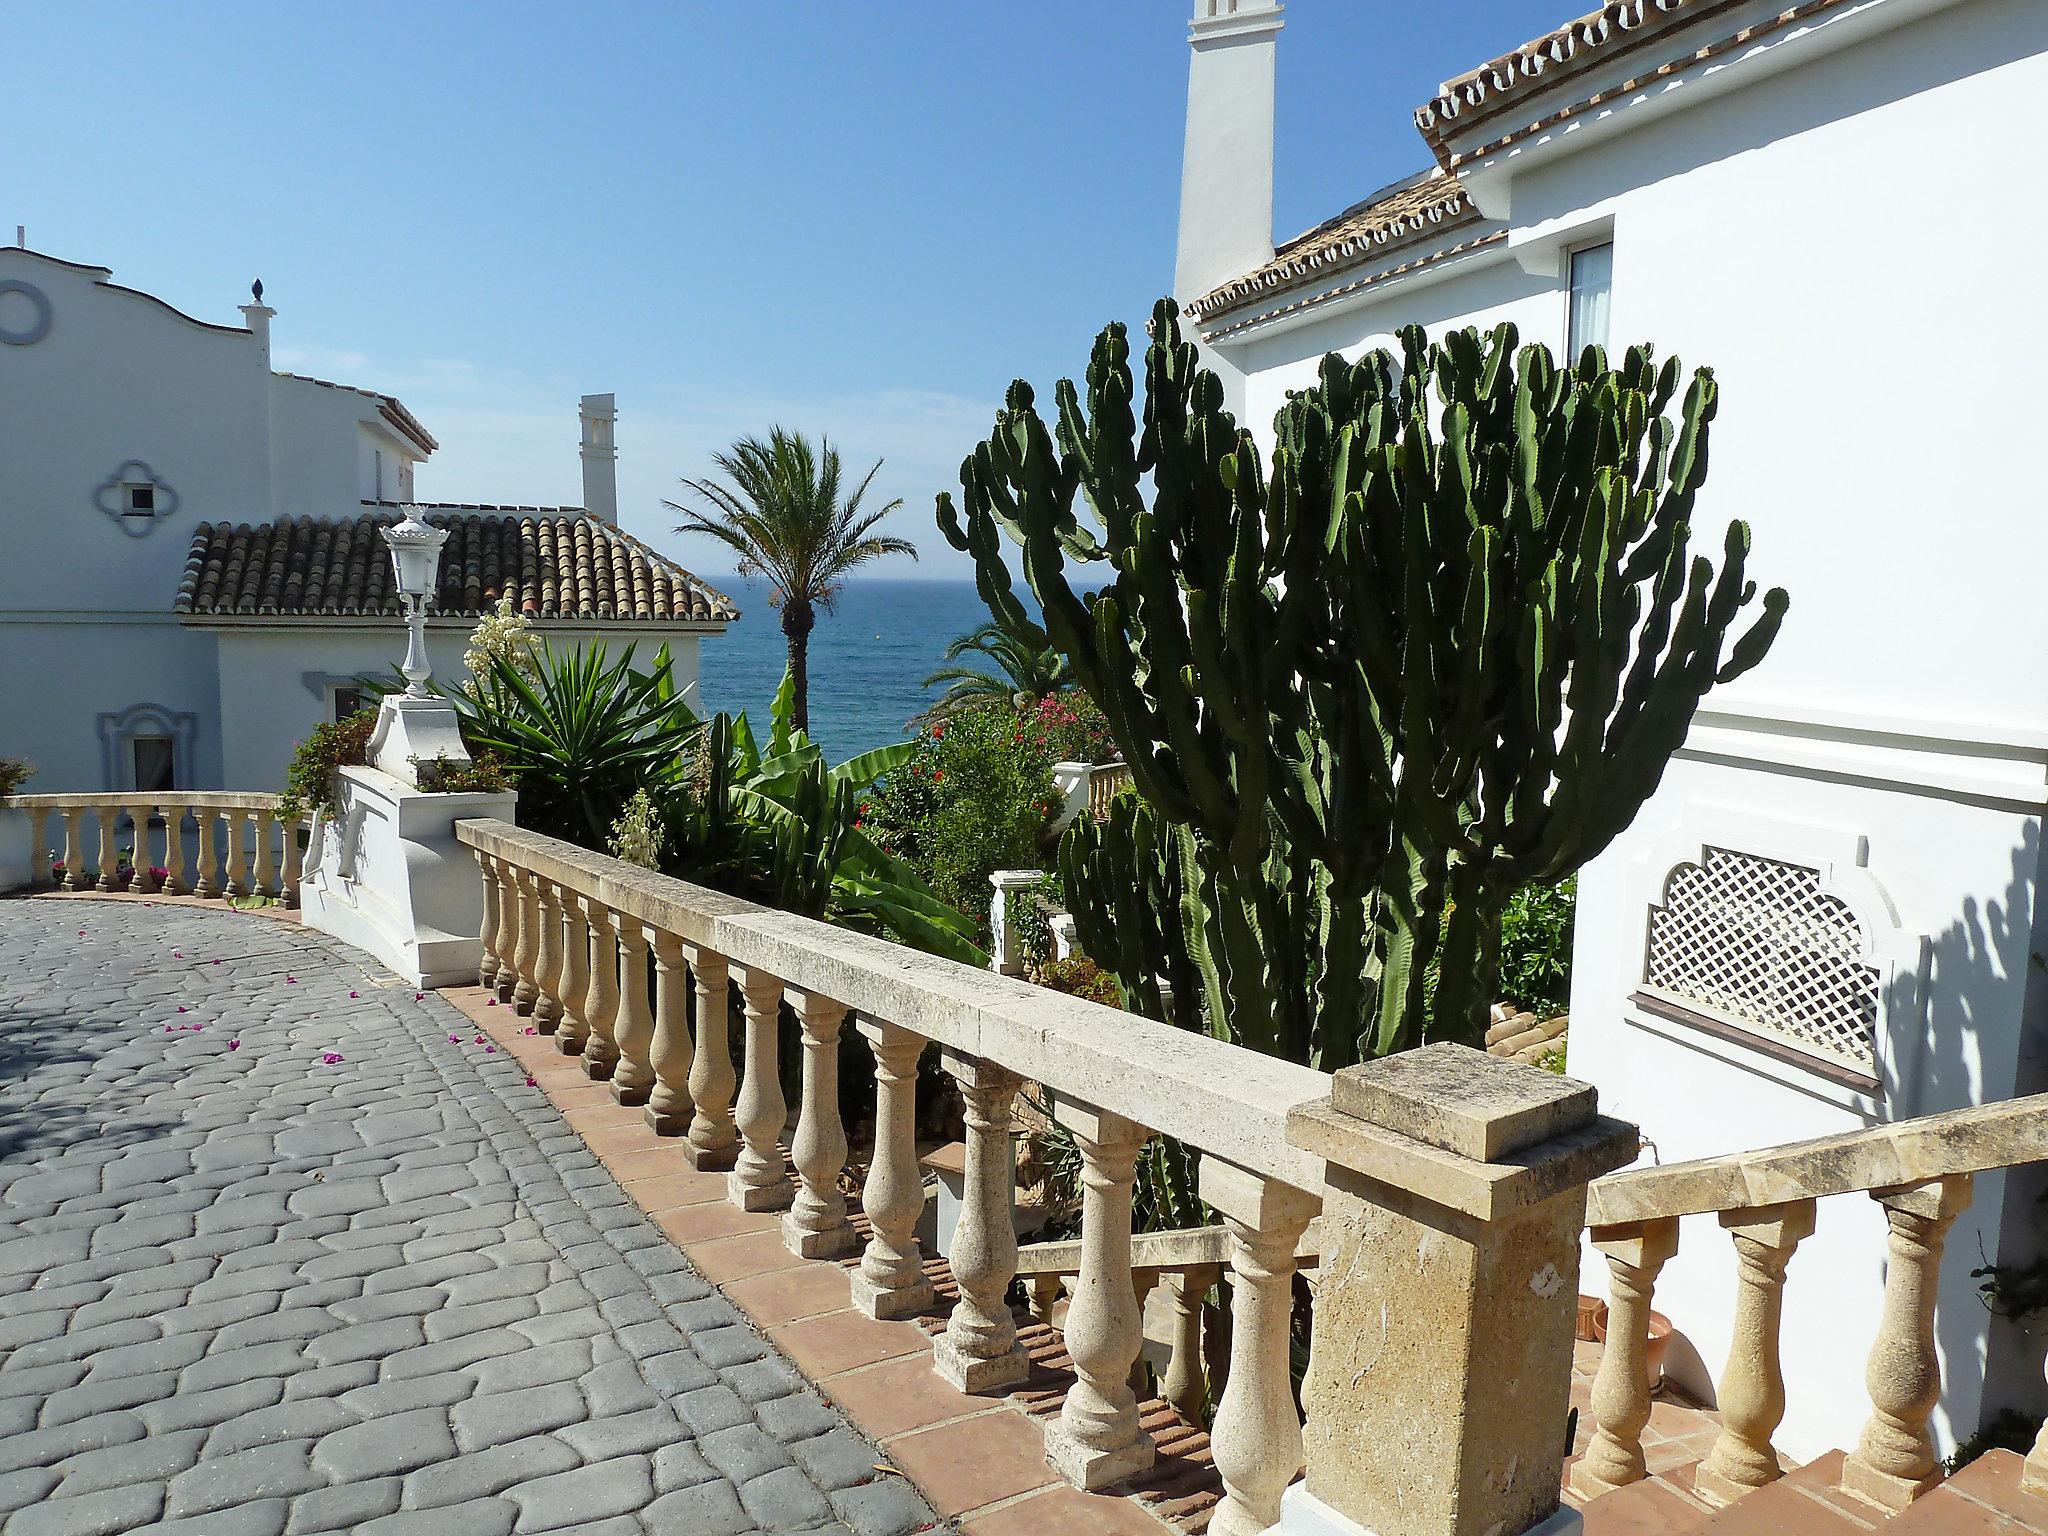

left=1330, top=1042, right=1597, bottom=1163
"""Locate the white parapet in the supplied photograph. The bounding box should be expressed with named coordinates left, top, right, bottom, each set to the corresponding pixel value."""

left=299, top=763, right=513, bottom=987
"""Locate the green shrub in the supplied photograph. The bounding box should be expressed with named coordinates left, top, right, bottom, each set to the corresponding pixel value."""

left=0, top=758, right=32, bottom=798
left=278, top=711, right=378, bottom=822
left=1498, top=877, right=1577, bottom=1016
left=413, top=751, right=515, bottom=796
left=1037, top=954, right=1120, bottom=1008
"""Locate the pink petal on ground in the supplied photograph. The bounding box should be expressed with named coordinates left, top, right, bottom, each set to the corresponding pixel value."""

left=449, top=1033, right=460, bottom=1043
left=486, top=998, right=497, bottom=1007
left=212, top=959, right=221, bottom=965
left=525, top=1076, right=536, bottom=1086
left=286, top=976, right=296, bottom=983
left=484, top=1045, right=496, bottom=1054
left=172, top=951, right=181, bottom=957
left=348, top=991, right=359, bottom=999
left=177, top=1006, right=187, bottom=1014
left=415, top=992, right=424, bottom=1001
left=228, top=1039, right=241, bottom=1050
left=473, top=1035, right=484, bottom=1044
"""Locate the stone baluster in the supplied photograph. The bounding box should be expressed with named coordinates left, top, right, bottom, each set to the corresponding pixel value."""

left=933, top=1051, right=1028, bottom=1391
left=1129, top=1269, right=1162, bottom=1396
left=1160, top=1265, right=1219, bottom=1427
left=2028, top=1375, right=2048, bottom=1493
left=1572, top=1218, right=1682, bottom=1498
left=532, top=879, right=564, bottom=1029
left=477, top=857, right=502, bottom=990
left=1841, top=1175, right=1974, bottom=1511
left=581, top=899, right=621, bottom=1078
left=645, top=932, right=694, bottom=1135
left=279, top=815, right=302, bottom=907
left=784, top=993, right=856, bottom=1258
left=850, top=1020, right=933, bottom=1320
left=510, top=868, right=540, bottom=1011
left=1285, top=1043, right=1637, bottom=1536
left=1201, top=1159, right=1317, bottom=1536
left=59, top=808, right=85, bottom=890
left=610, top=915, right=656, bottom=1106
left=1043, top=1102, right=1154, bottom=1490
left=191, top=809, right=219, bottom=898
left=1693, top=1198, right=1819, bottom=1507
left=223, top=809, right=250, bottom=897
left=160, top=806, right=188, bottom=895
left=1028, top=1275, right=1062, bottom=1325
left=729, top=969, right=794, bottom=1212
left=95, top=808, right=121, bottom=892
left=27, top=807, right=49, bottom=886
left=683, top=945, right=738, bottom=1170
left=128, top=802, right=159, bottom=892
left=554, top=891, right=590, bottom=1056
left=252, top=810, right=278, bottom=897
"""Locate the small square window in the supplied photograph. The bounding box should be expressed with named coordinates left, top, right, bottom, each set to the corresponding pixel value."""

left=132, top=735, right=176, bottom=793
left=331, top=686, right=366, bottom=723
left=124, top=483, right=157, bottom=517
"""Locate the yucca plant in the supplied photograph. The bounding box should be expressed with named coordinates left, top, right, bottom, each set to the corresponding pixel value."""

left=449, top=638, right=700, bottom=849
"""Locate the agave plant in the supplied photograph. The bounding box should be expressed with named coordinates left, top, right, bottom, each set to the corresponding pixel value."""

left=448, top=638, right=700, bottom=849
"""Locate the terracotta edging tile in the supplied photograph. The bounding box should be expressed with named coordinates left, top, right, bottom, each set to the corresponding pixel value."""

left=886, top=1412, right=1062, bottom=1514
left=768, top=1308, right=935, bottom=1379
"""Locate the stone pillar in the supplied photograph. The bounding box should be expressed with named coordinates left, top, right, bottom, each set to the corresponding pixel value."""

left=729, top=969, right=794, bottom=1212
left=253, top=810, right=278, bottom=896
left=476, top=856, right=501, bottom=990
left=130, top=803, right=162, bottom=894
left=933, top=1050, right=1029, bottom=1392
left=1572, top=1218, right=1681, bottom=1498
left=851, top=1020, right=933, bottom=1320
left=1043, top=1101, right=1154, bottom=1491
left=581, top=903, right=621, bottom=1078
left=610, top=914, right=655, bottom=1105
left=160, top=806, right=189, bottom=895
left=988, top=869, right=1042, bottom=976
left=783, top=992, right=857, bottom=1259
left=95, top=809, right=120, bottom=891
left=683, top=945, right=738, bottom=1172
left=223, top=809, right=250, bottom=897
left=1841, top=1175, right=1974, bottom=1512
left=1693, top=1199, right=1817, bottom=1507
left=1203, top=1158, right=1317, bottom=1536
left=532, top=879, right=564, bottom=1029
left=1283, top=1042, right=1637, bottom=1536
left=190, top=810, right=216, bottom=898
left=646, top=931, right=695, bottom=1136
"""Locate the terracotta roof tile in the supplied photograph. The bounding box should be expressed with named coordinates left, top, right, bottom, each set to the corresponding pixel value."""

left=174, top=508, right=738, bottom=624
left=1186, top=172, right=1480, bottom=322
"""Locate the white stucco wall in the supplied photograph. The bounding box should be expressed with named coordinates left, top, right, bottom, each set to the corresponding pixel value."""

left=1201, top=0, right=2048, bottom=1458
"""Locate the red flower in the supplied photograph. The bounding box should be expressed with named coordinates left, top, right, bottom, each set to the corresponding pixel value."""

left=933, top=771, right=945, bottom=783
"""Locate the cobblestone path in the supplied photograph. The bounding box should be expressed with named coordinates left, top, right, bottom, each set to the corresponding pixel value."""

left=0, top=900, right=938, bottom=1536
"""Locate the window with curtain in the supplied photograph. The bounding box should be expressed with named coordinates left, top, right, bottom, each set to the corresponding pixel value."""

left=1567, top=242, right=1613, bottom=363
left=131, top=735, right=176, bottom=794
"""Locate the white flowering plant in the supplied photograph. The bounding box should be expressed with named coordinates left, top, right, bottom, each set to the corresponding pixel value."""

left=461, top=597, right=539, bottom=698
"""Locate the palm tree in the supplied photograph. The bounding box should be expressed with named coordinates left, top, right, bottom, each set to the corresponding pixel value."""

left=916, top=623, right=1070, bottom=722
left=667, top=429, right=916, bottom=735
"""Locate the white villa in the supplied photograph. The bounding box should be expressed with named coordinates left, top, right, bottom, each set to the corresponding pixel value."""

left=0, top=244, right=735, bottom=797
left=1173, top=0, right=2048, bottom=1462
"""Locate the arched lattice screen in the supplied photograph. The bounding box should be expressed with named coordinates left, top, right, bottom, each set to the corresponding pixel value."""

left=1643, top=846, right=1881, bottom=1074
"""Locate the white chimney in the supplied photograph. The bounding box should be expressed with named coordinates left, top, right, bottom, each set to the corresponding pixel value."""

left=1175, top=0, right=1283, bottom=306
left=579, top=393, right=618, bottom=524
left=239, top=280, right=276, bottom=369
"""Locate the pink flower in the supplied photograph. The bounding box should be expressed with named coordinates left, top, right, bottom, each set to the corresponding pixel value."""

left=523, top=1027, right=536, bottom=1036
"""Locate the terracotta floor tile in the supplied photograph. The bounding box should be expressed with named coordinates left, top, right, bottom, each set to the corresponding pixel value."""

left=1942, top=1451, right=2048, bottom=1532
left=547, top=1083, right=617, bottom=1110
left=563, top=1100, right=642, bottom=1130
left=606, top=1147, right=690, bottom=1183
left=959, top=1484, right=1167, bottom=1536
left=653, top=1199, right=778, bottom=1245
left=723, top=1265, right=857, bottom=1329
left=686, top=1229, right=810, bottom=1284
left=583, top=1122, right=659, bottom=1159
left=1577, top=1477, right=1713, bottom=1536
left=625, top=1171, right=730, bottom=1214
left=769, top=1309, right=932, bottom=1379
left=887, top=1412, right=1059, bottom=1513
left=821, top=1351, right=991, bottom=1440
left=1885, top=1487, right=2028, bottom=1536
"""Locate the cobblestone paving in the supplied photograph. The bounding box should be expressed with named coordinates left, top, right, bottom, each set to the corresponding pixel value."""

left=0, top=901, right=938, bottom=1536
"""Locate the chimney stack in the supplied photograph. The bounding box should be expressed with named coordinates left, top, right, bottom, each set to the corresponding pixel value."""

left=239, top=279, right=276, bottom=368
left=1175, top=0, right=1283, bottom=307
left=580, top=393, right=618, bottom=525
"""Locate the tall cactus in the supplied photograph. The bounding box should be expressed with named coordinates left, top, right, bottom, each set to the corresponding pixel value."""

left=941, top=301, right=1786, bottom=1063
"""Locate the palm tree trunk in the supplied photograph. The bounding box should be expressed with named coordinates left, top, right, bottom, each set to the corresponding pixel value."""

left=783, top=599, right=816, bottom=735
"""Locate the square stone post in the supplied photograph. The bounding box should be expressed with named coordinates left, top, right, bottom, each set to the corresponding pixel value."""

left=1284, top=1043, right=1638, bottom=1536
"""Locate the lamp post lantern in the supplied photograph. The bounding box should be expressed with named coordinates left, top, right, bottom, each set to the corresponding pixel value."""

left=382, top=507, right=448, bottom=698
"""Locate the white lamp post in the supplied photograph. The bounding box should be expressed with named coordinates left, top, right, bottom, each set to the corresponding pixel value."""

left=382, top=506, right=448, bottom=698
left=366, top=507, right=471, bottom=786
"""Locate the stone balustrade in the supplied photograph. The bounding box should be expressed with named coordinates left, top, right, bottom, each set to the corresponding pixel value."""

left=2, top=792, right=308, bottom=905
left=458, top=816, right=1639, bottom=1536
left=1572, top=1095, right=2048, bottom=1514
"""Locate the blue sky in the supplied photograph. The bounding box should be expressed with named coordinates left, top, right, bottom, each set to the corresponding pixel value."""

left=12, top=1, right=1569, bottom=579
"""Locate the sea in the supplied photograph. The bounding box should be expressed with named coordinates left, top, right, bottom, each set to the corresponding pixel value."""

left=690, top=576, right=1015, bottom=763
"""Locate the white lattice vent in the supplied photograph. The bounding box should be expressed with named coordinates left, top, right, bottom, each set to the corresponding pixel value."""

left=1643, top=846, right=1880, bottom=1074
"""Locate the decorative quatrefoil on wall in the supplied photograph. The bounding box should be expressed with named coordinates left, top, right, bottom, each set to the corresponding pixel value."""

left=94, top=461, right=181, bottom=537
